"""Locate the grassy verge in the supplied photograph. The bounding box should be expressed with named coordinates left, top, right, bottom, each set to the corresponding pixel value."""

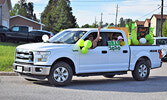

left=0, top=42, right=20, bottom=72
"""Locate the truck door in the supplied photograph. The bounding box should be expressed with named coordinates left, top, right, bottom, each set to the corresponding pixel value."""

left=107, top=32, right=130, bottom=71
left=78, top=32, right=110, bottom=73
left=19, top=26, right=29, bottom=41
left=7, top=26, right=20, bottom=41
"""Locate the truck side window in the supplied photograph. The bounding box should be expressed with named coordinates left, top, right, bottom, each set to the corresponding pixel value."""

left=84, top=32, right=106, bottom=47
left=12, top=26, right=19, bottom=32
left=105, top=32, right=124, bottom=46
left=21, top=27, right=28, bottom=33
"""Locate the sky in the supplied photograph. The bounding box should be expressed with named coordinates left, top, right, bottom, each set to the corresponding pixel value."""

left=11, top=0, right=167, bottom=27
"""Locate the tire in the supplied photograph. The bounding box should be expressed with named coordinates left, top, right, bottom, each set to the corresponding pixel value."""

left=48, top=61, right=73, bottom=86
left=0, top=35, right=6, bottom=42
left=103, top=74, right=115, bottom=78
left=132, top=60, right=150, bottom=81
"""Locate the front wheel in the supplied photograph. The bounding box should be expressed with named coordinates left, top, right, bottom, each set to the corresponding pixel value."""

left=48, top=61, right=73, bottom=86
left=132, top=60, right=150, bottom=81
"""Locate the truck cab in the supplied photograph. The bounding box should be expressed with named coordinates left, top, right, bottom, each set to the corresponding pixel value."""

left=13, top=28, right=162, bottom=86
left=7, top=26, right=29, bottom=42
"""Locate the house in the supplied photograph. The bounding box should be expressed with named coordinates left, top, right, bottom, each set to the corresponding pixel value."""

left=135, top=21, right=145, bottom=32
left=135, top=21, right=145, bottom=27
left=10, top=15, right=44, bottom=30
left=150, top=14, right=167, bottom=36
left=144, top=19, right=150, bottom=27
left=0, top=0, right=12, bottom=28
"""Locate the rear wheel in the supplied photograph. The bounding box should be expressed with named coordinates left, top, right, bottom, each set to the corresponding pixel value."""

left=132, top=60, right=150, bottom=81
left=48, top=61, right=73, bottom=86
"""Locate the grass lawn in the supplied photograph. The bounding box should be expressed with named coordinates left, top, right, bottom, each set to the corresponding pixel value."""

left=0, top=42, right=20, bottom=72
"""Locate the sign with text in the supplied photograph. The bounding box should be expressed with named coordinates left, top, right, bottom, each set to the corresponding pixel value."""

left=137, top=27, right=149, bottom=40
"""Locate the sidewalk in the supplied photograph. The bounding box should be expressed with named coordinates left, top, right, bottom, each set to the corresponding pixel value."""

left=0, top=72, right=18, bottom=76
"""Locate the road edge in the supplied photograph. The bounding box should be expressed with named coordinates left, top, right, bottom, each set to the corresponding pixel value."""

left=0, top=72, right=18, bottom=76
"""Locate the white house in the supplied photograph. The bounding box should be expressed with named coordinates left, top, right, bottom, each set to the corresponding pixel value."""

left=150, top=14, right=167, bottom=36
left=0, top=0, right=12, bottom=28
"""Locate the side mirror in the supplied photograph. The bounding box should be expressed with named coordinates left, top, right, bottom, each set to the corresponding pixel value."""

left=42, top=35, right=49, bottom=42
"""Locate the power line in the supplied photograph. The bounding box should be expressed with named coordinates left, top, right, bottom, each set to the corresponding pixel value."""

left=137, top=6, right=161, bottom=19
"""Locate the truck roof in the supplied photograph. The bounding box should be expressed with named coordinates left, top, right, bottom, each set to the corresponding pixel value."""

left=154, top=37, right=167, bottom=39
left=66, top=28, right=123, bottom=32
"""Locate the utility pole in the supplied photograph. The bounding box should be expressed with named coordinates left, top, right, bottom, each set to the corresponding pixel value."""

left=160, top=0, right=164, bottom=37
left=100, top=13, right=103, bottom=26
left=115, top=4, right=119, bottom=27
left=94, top=16, right=97, bottom=27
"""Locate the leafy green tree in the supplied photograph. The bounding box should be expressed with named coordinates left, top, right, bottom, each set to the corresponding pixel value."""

left=81, top=24, right=91, bottom=28
left=119, top=17, right=125, bottom=27
left=10, top=0, right=36, bottom=20
left=162, top=19, right=167, bottom=37
left=41, top=0, right=77, bottom=33
left=10, top=4, right=20, bottom=16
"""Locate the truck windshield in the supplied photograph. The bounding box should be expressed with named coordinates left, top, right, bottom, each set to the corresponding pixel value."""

left=48, top=30, right=87, bottom=44
left=156, top=39, right=167, bottom=45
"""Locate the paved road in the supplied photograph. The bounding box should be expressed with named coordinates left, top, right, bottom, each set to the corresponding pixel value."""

left=0, top=63, right=167, bottom=100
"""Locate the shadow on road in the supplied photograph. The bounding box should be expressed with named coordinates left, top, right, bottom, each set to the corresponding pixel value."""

left=33, top=76, right=167, bottom=93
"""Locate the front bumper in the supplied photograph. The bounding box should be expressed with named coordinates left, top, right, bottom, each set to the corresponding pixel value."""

left=13, top=63, right=51, bottom=75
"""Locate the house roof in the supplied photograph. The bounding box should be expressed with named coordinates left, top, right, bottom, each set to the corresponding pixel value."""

left=151, top=14, right=167, bottom=20
left=145, top=19, right=150, bottom=23
left=0, top=0, right=12, bottom=10
left=10, top=15, right=45, bottom=26
left=135, top=21, right=145, bottom=26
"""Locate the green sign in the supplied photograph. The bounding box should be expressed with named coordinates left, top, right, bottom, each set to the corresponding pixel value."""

left=108, top=41, right=121, bottom=50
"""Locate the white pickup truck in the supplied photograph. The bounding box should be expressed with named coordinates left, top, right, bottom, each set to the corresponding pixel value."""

left=13, top=28, right=162, bottom=86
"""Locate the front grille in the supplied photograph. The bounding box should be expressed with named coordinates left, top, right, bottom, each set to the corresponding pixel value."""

left=15, top=49, right=34, bottom=64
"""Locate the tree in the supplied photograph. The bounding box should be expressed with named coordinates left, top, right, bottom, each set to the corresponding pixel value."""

left=119, top=17, right=125, bottom=27
left=10, top=4, right=20, bottom=16
left=81, top=24, right=91, bottom=28
left=41, top=0, right=77, bottom=33
left=10, top=0, right=36, bottom=21
left=162, top=19, right=167, bottom=37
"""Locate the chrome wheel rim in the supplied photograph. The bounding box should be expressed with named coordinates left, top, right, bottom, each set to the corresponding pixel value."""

left=139, top=64, right=147, bottom=78
left=53, top=67, right=69, bottom=82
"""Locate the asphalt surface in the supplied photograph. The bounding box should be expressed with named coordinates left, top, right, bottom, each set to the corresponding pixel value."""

left=0, top=63, right=167, bottom=100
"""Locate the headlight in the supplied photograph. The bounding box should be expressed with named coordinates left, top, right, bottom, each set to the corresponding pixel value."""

left=35, top=51, right=50, bottom=62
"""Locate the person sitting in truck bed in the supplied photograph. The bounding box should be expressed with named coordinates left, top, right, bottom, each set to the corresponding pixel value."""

left=89, top=26, right=101, bottom=49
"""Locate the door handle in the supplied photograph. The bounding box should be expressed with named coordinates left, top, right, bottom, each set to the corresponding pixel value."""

left=123, top=50, right=128, bottom=53
left=102, top=50, right=107, bottom=54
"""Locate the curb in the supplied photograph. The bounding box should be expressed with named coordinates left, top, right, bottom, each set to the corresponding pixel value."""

left=0, top=72, right=19, bottom=76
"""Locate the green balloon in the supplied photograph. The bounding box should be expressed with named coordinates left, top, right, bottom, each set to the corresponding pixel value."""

left=133, top=39, right=139, bottom=45
left=84, top=40, right=92, bottom=48
left=150, top=27, right=154, bottom=32
left=125, top=24, right=129, bottom=28
left=128, top=40, right=131, bottom=45
left=131, top=23, right=135, bottom=30
left=81, top=47, right=88, bottom=54
left=148, top=39, right=154, bottom=44
left=77, top=39, right=84, bottom=47
left=145, top=34, right=151, bottom=41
